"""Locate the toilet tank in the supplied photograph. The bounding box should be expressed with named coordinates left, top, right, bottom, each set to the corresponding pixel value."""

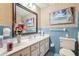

left=60, top=37, right=76, bottom=51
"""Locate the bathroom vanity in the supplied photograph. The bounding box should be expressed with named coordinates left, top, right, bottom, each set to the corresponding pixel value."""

left=0, top=3, right=49, bottom=56
left=0, top=34, right=49, bottom=56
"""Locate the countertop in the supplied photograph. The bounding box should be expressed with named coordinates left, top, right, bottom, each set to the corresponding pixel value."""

left=0, top=34, right=49, bottom=56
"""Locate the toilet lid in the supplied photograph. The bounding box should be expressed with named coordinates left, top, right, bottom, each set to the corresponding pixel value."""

left=59, top=48, right=75, bottom=56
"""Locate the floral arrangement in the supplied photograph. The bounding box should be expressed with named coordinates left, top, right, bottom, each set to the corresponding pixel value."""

left=14, top=24, right=26, bottom=35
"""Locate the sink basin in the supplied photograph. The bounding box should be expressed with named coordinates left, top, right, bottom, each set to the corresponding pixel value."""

left=13, top=38, right=30, bottom=47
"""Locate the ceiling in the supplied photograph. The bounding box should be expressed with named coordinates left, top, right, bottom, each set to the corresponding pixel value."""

left=16, top=3, right=50, bottom=16
left=35, top=3, right=50, bottom=8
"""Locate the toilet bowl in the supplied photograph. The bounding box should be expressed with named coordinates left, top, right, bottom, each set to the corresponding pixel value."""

left=59, top=37, right=76, bottom=56
left=59, top=48, right=75, bottom=56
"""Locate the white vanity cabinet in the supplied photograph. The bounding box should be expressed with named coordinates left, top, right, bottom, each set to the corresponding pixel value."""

left=1, top=35, right=49, bottom=56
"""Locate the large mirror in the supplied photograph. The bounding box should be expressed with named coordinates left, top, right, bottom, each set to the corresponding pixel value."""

left=14, top=3, right=38, bottom=35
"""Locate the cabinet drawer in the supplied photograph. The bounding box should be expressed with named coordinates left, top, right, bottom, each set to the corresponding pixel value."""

left=10, top=51, right=22, bottom=56
left=31, top=43, right=39, bottom=52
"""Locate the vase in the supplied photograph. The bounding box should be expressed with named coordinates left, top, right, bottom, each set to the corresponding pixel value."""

left=17, top=35, right=21, bottom=43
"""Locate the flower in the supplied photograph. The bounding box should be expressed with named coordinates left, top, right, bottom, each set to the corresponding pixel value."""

left=14, top=24, right=26, bottom=35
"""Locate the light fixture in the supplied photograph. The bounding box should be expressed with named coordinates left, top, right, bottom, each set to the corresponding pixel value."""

left=20, top=3, right=36, bottom=10
left=32, top=4, right=36, bottom=10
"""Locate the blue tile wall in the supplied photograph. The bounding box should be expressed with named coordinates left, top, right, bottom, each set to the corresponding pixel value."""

left=40, top=13, right=79, bottom=54
left=0, top=26, right=3, bottom=35
left=41, top=27, right=78, bottom=54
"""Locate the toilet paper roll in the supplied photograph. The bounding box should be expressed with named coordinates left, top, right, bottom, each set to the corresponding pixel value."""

left=50, top=43, right=54, bottom=47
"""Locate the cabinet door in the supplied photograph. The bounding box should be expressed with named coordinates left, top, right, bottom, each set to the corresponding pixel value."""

left=31, top=43, right=39, bottom=56
left=10, top=47, right=30, bottom=56
left=31, top=48, right=39, bottom=56
left=39, top=40, right=45, bottom=56
left=20, top=47, right=30, bottom=56
left=45, top=39, right=49, bottom=53
left=40, top=44, right=45, bottom=56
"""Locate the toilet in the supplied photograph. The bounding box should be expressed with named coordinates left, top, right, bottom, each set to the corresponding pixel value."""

left=59, top=38, right=76, bottom=56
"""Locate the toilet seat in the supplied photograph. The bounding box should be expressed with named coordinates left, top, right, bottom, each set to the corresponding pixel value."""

left=59, top=48, right=75, bottom=56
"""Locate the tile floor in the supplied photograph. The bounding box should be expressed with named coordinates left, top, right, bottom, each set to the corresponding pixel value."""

left=45, top=47, right=54, bottom=56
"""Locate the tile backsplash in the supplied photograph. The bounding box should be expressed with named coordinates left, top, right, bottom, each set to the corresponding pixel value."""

left=0, top=26, right=12, bottom=39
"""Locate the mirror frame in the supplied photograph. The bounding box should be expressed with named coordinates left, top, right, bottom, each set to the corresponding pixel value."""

left=13, top=3, right=38, bottom=36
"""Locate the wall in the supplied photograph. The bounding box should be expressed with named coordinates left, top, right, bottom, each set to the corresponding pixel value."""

left=0, top=3, right=12, bottom=26
left=40, top=3, right=79, bottom=28
left=0, top=3, right=13, bottom=39
left=40, top=3, right=79, bottom=55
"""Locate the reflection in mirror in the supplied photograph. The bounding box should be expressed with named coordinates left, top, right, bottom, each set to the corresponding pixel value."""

left=15, top=3, right=38, bottom=35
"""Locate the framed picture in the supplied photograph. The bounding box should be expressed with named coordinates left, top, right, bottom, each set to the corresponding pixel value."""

left=49, top=7, right=75, bottom=25
left=25, top=17, right=34, bottom=27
